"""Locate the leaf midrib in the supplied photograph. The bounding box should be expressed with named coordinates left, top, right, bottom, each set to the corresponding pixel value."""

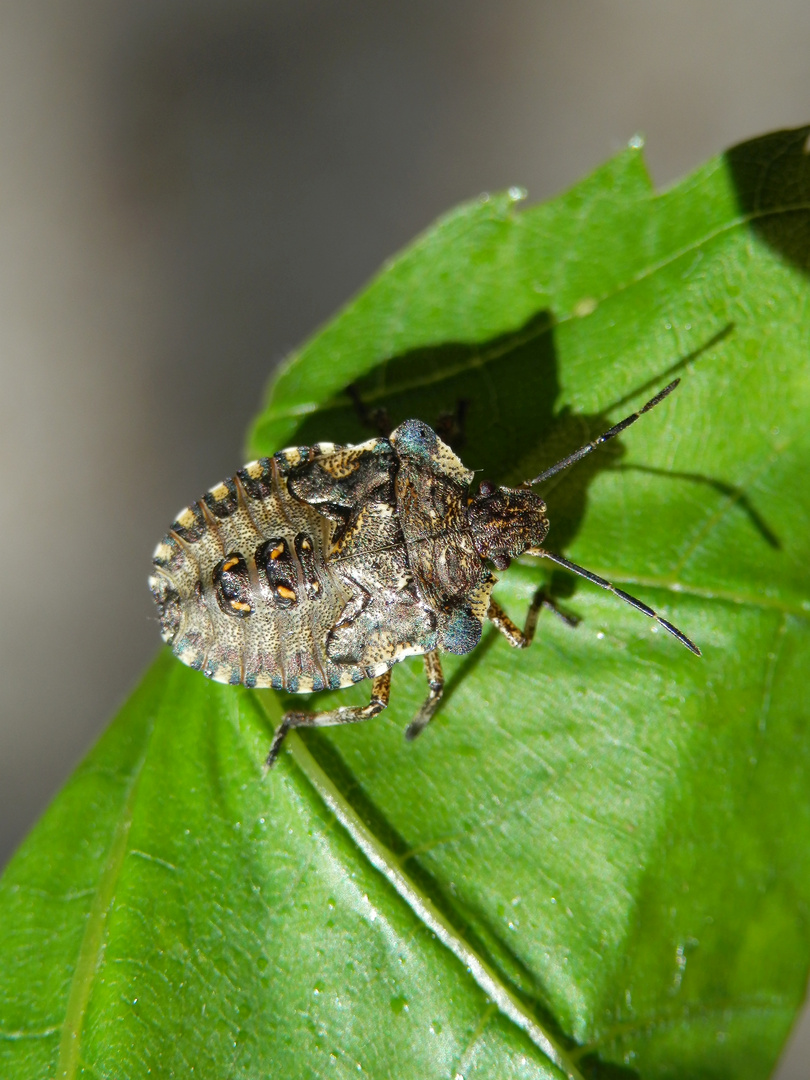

left=264, top=702, right=586, bottom=1080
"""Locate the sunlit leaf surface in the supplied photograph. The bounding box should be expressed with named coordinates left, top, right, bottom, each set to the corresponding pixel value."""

left=3, top=127, right=810, bottom=1080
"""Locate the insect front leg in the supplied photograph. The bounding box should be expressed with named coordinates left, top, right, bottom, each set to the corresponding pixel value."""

left=346, top=382, right=392, bottom=437
left=487, top=590, right=578, bottom=649
left=434, top=398, right=469, bottom=450
left=405, top=650, right=444, bottom=741
left=265, top=671, right=391, bottom=769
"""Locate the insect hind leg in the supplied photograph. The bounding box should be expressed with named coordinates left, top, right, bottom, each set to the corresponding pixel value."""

left=405, top=650, right=444, bottom=741
left=265, top=671, right=391, bottom=769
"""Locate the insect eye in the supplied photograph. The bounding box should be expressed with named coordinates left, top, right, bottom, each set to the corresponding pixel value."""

left=479, top=480, right=496, bottom=497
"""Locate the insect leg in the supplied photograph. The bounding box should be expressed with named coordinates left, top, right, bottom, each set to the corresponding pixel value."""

left=434, top=398, right=469, bottom=450
left=405, top=650, right=444, bottom=741
left=346, top=383, right=392, bottom=437
left=264, top=671, right=392, bottom=769
left=488, top=591, right=579, bottom=649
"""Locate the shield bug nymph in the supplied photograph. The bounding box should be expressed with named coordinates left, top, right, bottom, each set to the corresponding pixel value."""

left=149, top=378, right=699, bottom=767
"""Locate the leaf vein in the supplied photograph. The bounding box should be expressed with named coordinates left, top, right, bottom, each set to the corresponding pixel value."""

left=757, top=611, right=790, bottom=734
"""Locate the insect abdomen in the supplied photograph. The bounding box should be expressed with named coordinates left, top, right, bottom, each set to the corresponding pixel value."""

left=149, top=446, right=366, bottom=692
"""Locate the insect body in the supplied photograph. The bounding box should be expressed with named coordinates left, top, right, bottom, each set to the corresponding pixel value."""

left=149, top=380, right=699, bottom=767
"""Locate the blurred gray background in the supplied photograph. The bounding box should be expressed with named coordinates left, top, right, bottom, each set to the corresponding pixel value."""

left=1, top=1, right=808, bottom=1074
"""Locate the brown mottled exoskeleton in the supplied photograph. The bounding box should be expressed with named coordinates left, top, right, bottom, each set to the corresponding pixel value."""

left=149, top=379, right=699, bottom=768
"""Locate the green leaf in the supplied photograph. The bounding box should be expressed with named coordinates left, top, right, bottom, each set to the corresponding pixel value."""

left=3, top=126, right=810, bottom=1080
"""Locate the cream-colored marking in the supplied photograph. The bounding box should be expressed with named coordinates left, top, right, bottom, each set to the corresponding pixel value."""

left=245, top=460, right=264, bottom=479
left=208, top=482, right=230, bottom=500
left=324, top=456, right=361, bottom=480
left=469, top=575, right=497, bottom=619
left=209, top=663, right=235, bottom=684
left=152, top=540, right=175, bottom=561
left=335, top=670, right=362, bottom=689
left=174, top=506, right=196, bottom=529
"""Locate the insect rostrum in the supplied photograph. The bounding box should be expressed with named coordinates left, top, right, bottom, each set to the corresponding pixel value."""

left=149, top=380, right=699, bottom=768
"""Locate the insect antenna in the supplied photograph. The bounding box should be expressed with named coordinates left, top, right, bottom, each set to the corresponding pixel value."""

left=525, top=379, right=680, bottom=486
left=526, top=547, right=701, bottom=655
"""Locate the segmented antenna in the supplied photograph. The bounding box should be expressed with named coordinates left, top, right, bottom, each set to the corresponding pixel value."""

left=527, top=548, right=701, bottom=655
left=525, top=379, right=680, bottom=487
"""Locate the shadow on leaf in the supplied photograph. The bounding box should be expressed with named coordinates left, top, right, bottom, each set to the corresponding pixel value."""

left=726, top=125, right=810, bottom=276
left=290, top=311, right=742, bottom=555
